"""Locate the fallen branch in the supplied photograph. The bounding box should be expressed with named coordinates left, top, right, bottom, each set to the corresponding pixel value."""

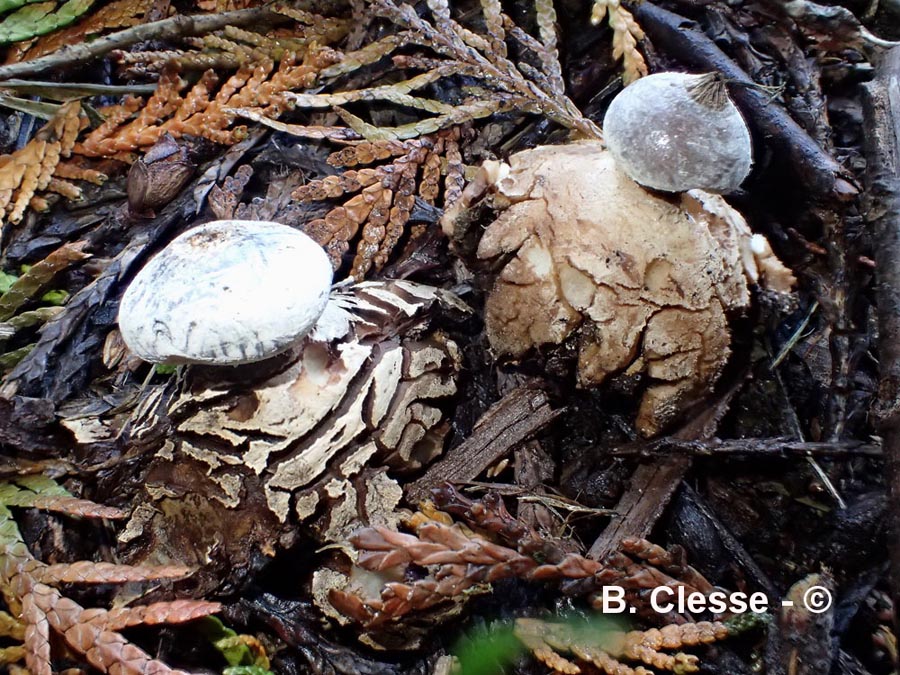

left=587, top=458, right=689, bottom=561
left=862, top=45, right=900, bottom=636
left=632, top=2, right=858, bottom=202
left=0, top=7, right=280, bottom=82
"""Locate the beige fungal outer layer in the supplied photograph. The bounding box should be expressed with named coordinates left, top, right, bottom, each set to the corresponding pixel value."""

left=119, top=220, right=333, bottom=365
left=467, top=141, right=793, bottom=435
left=603, top=72, right=753, bottom=193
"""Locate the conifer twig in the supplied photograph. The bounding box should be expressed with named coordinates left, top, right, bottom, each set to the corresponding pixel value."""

left=0, top=6, right=280, bottom=81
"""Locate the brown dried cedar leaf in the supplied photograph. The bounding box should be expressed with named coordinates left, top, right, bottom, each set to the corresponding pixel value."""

left=0, top=101, right=83, bottom=227
left=292, top=128, right=464, bottom=280
left=33, top=561, right=192, bottom=585
left=28, top=586, right=198, bottom=675
left=53, top=160, right=107, bottom=186
left=81, top=600, right=223, bottom=631
left=334, top=492, right=720, bottom=628
left=7, top=0, right=156, bottom=63
left=1, top=480, right=220, bottom=675
left=26, top=495, right=124, bottom=520
left=209, top=164, right=253, bottom=220
left=78, top=48, right=339, bottom=158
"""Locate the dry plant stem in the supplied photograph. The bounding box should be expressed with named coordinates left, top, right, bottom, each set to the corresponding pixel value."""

left=610, top=437, right=882, bottom=458
left=862, top=45, right=900, bottom=639
left=632, top=2, right=857, bottom=202
left=0, top=7, right=279, bottom=81
left=405, top=388, right=562, bottom=503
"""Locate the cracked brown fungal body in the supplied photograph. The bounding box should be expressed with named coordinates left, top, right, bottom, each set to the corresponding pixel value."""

left=448, top=141, right=793, bottom=436
left=114, top=281, right=461, bottom=592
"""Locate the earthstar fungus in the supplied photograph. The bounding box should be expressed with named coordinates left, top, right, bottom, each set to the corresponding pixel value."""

left=603, top=71, right=753, bottom=193
left=445, top=141, right=794, bottom=435
left=118, top=219, right=333, bottom=365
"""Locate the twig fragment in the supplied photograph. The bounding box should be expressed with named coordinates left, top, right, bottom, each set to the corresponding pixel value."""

left=862, top=44, right=900, bottom=638
left=405, top=387, right=562, bottom=503
left=0, top=6, right=280, bottom=81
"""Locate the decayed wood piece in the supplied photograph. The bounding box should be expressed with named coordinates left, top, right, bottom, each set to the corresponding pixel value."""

left=862, top=45, right=900, bottom=634
left=405, top=387, right=562, bottom=504
left=677, top=485, right=780, bottom=602
left=587, top=375, right=746, bottom=561
left=587, top=458, right=689, bottom=562
left=514, top=440, right=559, bottom=534
left=0, top=397, right=71, bottom=457
left=633, top=2, right=857, bottom=202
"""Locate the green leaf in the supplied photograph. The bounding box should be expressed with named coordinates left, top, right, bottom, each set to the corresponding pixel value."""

left=724, top=611, right=769, bottom=635
left=0, top=0, right=42, bottom=16
left=198, top=617, right=273, bottom=675
left=452, top=622, right=522, bottom=675
left=0, top=271, right=17, bottom=295
left=214, top=636, right=254, bottom=667
left=0, top=243, right=87, bottom=322
left=3, top=475, right=71, bottom=504
left=198, top=616, right=238, bottom=643
left=223, top=668, right=272, bottom=675
left=0, top=344, right=34, bottom=370
left=0, top=0, right=95, bottom=44
left=40, top=289, right=68, bottom=305
left=155, top=364, right=178, bottom=376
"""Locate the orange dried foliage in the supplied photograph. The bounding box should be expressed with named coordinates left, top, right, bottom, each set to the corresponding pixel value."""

left=516, top=618, right=730, bottom=675
left=0, top=101, right=85, bottom=227
left=77, top=49, right=338, bottom=158
left=330, top=488, right=719, bottom=629
left=1, top=483, right=221, bottom=675
left=52, top=160, right=107, bottom=185
left=292, top=128, right=465, bottom=280
left=6, top=0, right=156, bottom=63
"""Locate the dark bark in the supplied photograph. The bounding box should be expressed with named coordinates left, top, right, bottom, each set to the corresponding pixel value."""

left=862, top=45, right=900, bottom=638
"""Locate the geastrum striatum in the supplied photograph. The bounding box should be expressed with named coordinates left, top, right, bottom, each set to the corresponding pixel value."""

left=444, top=141, right=795, bottom=436
left=106, top=220, right=461, bottom=593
